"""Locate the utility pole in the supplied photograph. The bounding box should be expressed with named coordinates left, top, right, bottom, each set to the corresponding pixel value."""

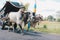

left=33, top=0, right=36, bottom=16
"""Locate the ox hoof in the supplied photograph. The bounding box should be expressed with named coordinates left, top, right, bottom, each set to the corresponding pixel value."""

left=17, top=30, right=22, bottom=33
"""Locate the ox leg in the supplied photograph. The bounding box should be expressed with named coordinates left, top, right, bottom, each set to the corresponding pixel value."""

left=12, top=23, right=15, bottom=32
left=19, top=22, right=24, bottom=32
left=2, top=22, right=6, bottom=30
left=38, top=21, right=40, bottom=25
left=14, top=23, right=17, bottom=30
left=19, top=24, right=23, bottom=32
left=19, top=24, right=22, bottom=30
left=8, top=23, right=17, bottom=32
left=22, top=22, right=24, bottom=31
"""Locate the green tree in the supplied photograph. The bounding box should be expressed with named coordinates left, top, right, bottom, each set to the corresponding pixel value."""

left=57, top=18, right=60, bottom=22
left=47, top=15, right=54, bottom=21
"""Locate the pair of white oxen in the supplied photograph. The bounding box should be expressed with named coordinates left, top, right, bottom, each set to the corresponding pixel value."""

left=5, top=9, right=33, bottom=32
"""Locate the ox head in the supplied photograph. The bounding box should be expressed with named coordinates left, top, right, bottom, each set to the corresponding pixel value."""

left=25, top=11, right=35, bottom=22
left=18, top=6, right=25, bottom=14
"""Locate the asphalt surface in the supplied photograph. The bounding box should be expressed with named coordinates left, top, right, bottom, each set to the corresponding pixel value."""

left=0, top=30, right=60, bottom=40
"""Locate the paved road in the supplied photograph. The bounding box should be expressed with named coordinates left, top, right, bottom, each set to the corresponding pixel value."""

left=0, top=30, right=60, bottom=40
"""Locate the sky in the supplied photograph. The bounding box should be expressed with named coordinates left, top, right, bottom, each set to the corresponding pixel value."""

left=0, top=0, right=60, bottom=18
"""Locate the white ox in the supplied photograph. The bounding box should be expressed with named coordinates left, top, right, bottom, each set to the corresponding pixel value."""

left=8, top=9, right=25, bottom=32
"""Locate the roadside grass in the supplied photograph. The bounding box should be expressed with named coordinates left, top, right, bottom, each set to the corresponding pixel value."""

left=25, top=21, right=60, bottom=34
